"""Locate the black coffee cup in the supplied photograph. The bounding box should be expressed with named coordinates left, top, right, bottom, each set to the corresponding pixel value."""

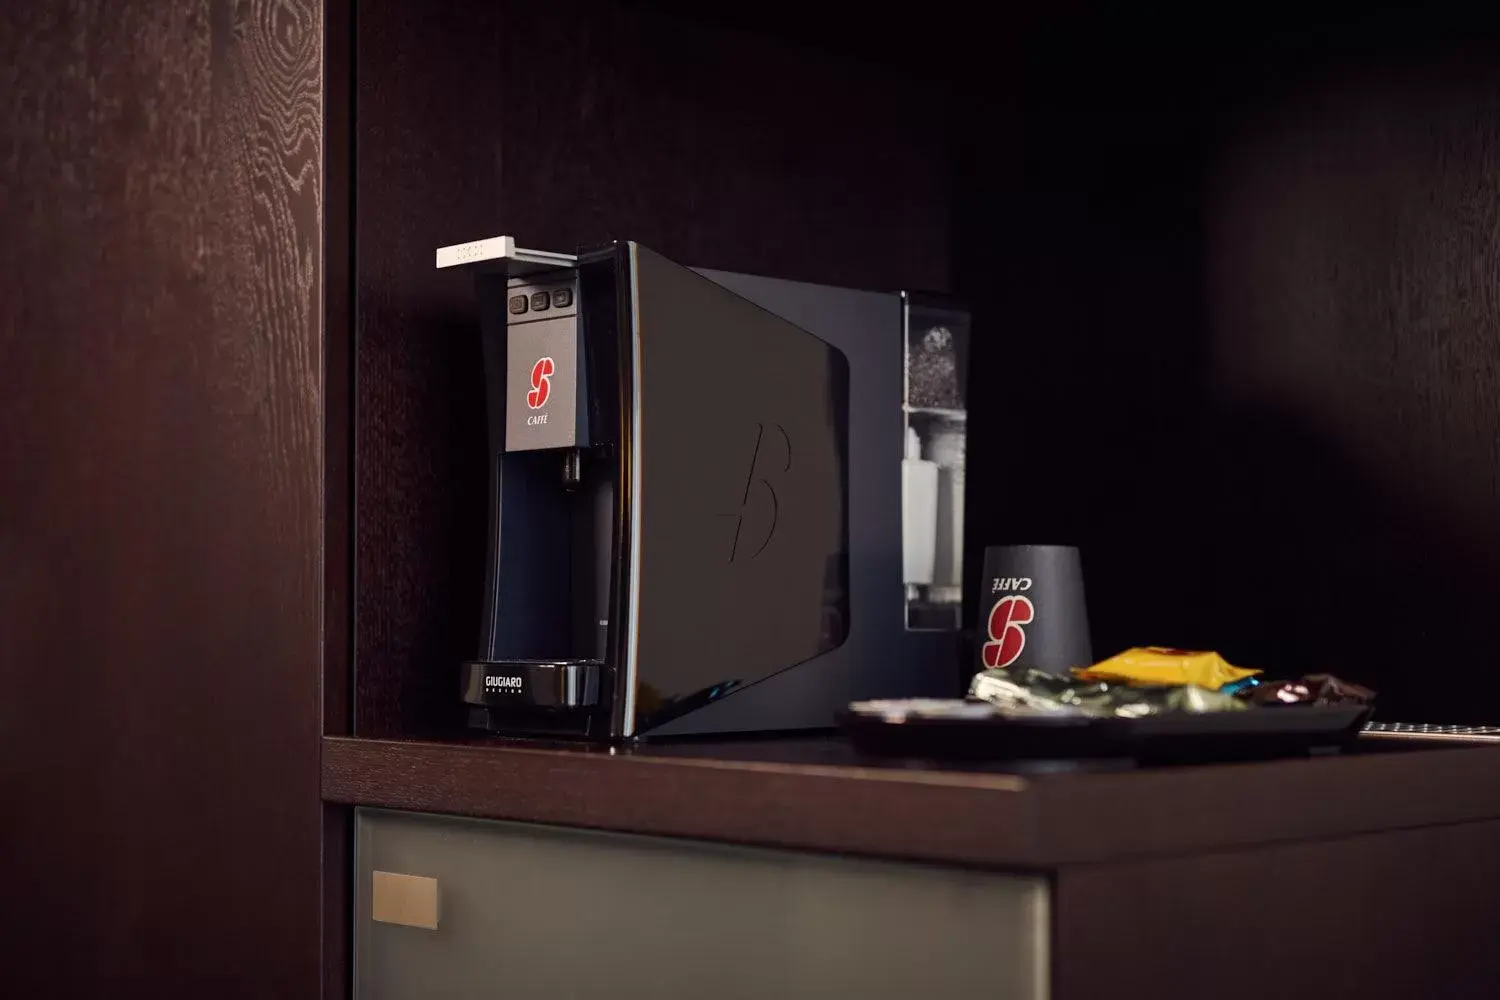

left=976, top=545, right=1092, bottom=677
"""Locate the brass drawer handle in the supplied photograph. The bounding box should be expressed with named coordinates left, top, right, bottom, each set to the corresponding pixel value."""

left=371, top=871, right=440, bottom=930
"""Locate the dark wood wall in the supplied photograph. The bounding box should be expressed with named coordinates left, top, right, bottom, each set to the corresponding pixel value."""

left=0, top=1, right=328, bottom=995
left=357, top=1, right=1500, bottom=729
left=958, top=9, right=1500, bottom=722
left=353, top=0, right=953, bottom=737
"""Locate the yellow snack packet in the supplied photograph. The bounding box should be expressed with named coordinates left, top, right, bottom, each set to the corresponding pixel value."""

left=1073, top=647, right=1259, bottom=691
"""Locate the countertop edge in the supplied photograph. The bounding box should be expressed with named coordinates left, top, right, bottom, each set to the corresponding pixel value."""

left=322, top=735, right=1044, bottom=869
left=322, top=735, right=1500, bottom=868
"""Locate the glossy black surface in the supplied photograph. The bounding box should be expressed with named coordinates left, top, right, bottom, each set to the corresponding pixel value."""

left=461, top=659, right=602, bottom=709
left=675, top=270, right=964, bottom=737
left=629, top=246, right=851, bottom=733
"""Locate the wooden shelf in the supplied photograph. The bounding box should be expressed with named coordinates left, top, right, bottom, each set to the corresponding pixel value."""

left=322, top=735, right=1500, bottom=869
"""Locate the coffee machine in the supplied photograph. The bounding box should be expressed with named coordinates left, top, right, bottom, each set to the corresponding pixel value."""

left=437, top=236, right=966, bottom=739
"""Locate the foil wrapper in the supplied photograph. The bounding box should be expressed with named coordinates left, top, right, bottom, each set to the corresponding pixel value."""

left=969, top=668, right=1245, bottom=718
left=971, top=661, right=1375, bottom=718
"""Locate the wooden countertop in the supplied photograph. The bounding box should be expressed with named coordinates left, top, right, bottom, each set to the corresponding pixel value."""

left=322, top=734, right=1500, bottom=869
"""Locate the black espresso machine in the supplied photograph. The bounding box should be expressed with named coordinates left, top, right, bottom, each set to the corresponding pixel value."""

left=436, top=236, right=969, bottom=739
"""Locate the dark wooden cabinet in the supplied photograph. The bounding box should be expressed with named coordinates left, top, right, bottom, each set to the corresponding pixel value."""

left=9, top=2, right=1500, bottom=997
left=323, top=736, right=1500, bottom=1000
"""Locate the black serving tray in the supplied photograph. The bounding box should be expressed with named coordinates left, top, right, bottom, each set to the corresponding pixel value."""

left=841, top=702, right=1374, bottom=763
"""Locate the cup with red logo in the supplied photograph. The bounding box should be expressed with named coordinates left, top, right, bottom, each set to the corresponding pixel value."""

left=976, top=545, right=1092, bottom=678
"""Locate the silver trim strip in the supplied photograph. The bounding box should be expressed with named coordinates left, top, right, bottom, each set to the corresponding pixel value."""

left=622, top=243, right=644, bottom=737
left=1361, top=722, right=1500, bottom=743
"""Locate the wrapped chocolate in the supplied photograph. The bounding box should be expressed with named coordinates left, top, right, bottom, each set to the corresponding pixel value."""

left=968, top=647, right=1374, bottom=721
left=1082, top=682, right=1247, bottom=718
left=1245, top=673, right=1375, bottom=708
left=969, top=668, right=1246, bottom=719
left=969, top=669, right=1112, bottom=715
left=1074, top=647, right=1260, bottom=691
left=1244, top=680, right=1312, bottom=706
left=1303, top=674, right=1376, bottom=705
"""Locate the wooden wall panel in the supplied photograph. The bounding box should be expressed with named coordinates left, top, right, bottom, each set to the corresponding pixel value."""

left=0, top=1, right=325, bottom=995
left=354, top=3, right=1500, bottom=731
left=353, top=0, right=504, bottom=738
left=353, top=0, right=953, bottom=736
left=956, top=16, right=1500, bottom=723
left=1199, top=62, right=1500, bottom=722
left=495, top=3, right=951, bottom=291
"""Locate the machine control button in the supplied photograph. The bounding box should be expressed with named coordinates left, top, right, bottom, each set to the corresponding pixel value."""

left=530, top=291, right=551, bottom=311
left=551, top=287, right=573, bottom=308
left=508, top=294, right=529, bottom=315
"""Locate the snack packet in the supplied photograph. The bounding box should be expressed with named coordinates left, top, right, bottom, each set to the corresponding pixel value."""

left=1074, top=647, right=1259, bottom=691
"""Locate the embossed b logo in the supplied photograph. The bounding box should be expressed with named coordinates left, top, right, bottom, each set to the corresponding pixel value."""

left=717, top=422, right=790, bottom=563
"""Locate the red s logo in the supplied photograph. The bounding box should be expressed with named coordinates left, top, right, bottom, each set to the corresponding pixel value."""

left=527, top=356, right=554, bottom=409
left=982, top=595, right=1034, bottom=669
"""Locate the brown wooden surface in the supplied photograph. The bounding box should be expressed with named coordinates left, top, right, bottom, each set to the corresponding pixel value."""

left=321, top=735, right=1500, bottom=868
left=352, top=0, right=954, bottom=739
left=352, top=0, right=503, bottom=739
left=0, top=1, right=326, bottom=996
left=322, top=0, right=353, bottom=739
left=1054, top=819, right=1500, bottom=1000
left=494, top=3, right=951, bottom=292
left=321, top=1, right=354, bottom=996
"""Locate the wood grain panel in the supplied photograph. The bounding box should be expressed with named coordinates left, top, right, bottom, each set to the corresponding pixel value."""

left=496, top=2, right=951, bottom=291
left=353, top=0, right=954, bottom=738
left=323, top=0, right=354, bottom=993
left=353, top=0, right=503, bottom=739
left=1201, top=62, right=1500, bottom=723
left=1054, top=820, right=1500, bottom=1000
left=0, top=1, right=325, bottom=995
